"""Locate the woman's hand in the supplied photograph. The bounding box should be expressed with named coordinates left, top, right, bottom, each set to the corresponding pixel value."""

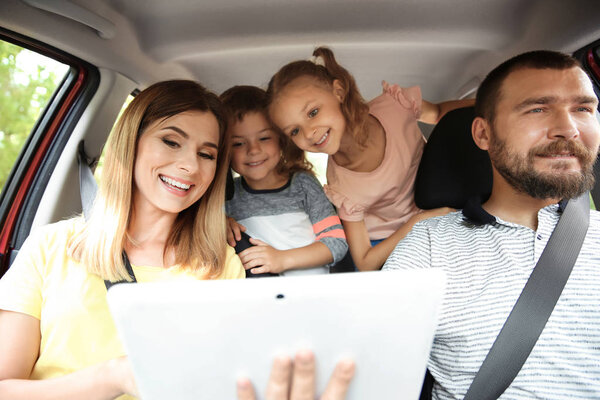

left=239, top=238, right=286, bottom=274
left=103, top=356, right=139, bottom=398
left=227, top=217, right=247, bottom=247
left=236, top=350, right=355, bottom=400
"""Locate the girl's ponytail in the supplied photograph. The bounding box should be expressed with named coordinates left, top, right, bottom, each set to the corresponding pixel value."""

left=267, top=47, right=370, bottom=146
left=312, top=47, right=369, bottom=145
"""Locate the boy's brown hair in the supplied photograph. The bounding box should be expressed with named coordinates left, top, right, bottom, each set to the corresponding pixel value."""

left=220, top=85, right=313, bottom=177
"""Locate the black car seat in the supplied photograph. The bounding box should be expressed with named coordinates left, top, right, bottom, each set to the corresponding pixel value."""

left=415, top=106, right=492, bottom=210
left=413, top=106, right=491, bottom=400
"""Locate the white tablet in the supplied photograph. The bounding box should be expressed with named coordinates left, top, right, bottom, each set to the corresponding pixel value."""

left=107, top=269, right=445, bottom=400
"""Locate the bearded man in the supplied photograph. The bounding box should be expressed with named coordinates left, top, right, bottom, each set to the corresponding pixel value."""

left=383, top=50, right=600, bottom=400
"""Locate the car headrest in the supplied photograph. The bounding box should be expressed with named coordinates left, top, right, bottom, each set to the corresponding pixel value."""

left=414, top=106, right=492, bottom=210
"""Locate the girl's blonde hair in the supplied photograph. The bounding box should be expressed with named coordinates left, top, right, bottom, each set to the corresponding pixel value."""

left=69, top=80, right=231, bottom=282
left=266, top=47, right=370, bottom=146
left=220, top=85, right=313, bottom=177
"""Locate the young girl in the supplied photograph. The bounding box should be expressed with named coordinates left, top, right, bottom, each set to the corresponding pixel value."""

left=0, top=80, right=245, bottom=399
left=266, top=47, right=473, bottom=271
left=221, top=85, right=348, bottom=276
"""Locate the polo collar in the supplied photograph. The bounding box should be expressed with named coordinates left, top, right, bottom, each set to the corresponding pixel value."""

left=461, top=196, right=496, bottom=226
left=461, top=196, right=567, bottom=226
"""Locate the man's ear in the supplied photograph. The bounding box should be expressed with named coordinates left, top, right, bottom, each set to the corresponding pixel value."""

left=472, top=117, right=491, bottom=151
left=332, top=79, right=345, bottom=103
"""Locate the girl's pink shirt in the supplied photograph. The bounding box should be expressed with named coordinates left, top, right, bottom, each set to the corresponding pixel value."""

left=324, top=84, right=425, bottom=240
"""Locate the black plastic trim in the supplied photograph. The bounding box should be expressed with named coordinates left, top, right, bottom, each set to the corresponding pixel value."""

left=13, top=67, right=100, bottom=249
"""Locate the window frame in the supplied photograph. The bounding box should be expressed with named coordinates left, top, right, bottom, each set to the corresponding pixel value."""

left=574, top=41, right=600, bottom=210
left=0, top=27, right=100, bottom=277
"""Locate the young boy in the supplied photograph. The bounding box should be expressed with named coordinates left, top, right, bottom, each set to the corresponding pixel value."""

left=220, top=85, right=347, bottom=277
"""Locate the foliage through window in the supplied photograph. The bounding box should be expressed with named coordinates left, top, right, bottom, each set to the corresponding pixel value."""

left=0, top=40, right=69, bottom=193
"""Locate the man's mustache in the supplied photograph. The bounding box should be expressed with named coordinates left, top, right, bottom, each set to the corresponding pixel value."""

left=530, top=140, right=596, bottom=165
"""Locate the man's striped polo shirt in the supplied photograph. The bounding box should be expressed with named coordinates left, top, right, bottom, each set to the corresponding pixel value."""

left=383, top=199, right=600, bottom=400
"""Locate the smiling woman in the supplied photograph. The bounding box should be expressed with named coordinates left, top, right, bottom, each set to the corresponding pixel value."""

left=133, top=112, right=219, bottom=220
left=0, top=80, right=245, bottom=400
left=71, top=80, right=237, bottom=281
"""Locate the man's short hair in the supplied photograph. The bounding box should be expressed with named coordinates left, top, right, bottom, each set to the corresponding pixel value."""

left=475, top=50, right=582, bottom=122
left=220, top=85, right=268, bottom=122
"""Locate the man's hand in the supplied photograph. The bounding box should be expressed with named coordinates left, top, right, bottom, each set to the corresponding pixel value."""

left=238, top=238, right=287, bottom=274
left=236, top=350, right=355, bottom=400
left=227, top=217, right=246, bottom=247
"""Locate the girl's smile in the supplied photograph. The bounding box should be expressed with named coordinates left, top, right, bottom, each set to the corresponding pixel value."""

left=315, top=129, right=331, bottom=147
left=269, top=77, right=346, bottom=156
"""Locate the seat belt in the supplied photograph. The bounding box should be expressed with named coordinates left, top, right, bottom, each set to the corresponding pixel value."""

left=591, top=155, right=600, bottom=208
left=77, top=141, right=136, bottom=289
left=463, top=192, right=590, bottom=400
left=77, top=141, right=97, bottom=221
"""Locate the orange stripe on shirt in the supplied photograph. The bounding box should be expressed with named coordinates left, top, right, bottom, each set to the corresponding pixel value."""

left=316, top=229, right=346, bottom=241
left=312, top=216, right=342, bottom=235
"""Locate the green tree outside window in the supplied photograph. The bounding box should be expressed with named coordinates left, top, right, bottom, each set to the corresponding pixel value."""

left=0, top=41, right=69, bottom=193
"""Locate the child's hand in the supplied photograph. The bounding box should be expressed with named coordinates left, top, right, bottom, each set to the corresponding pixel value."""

left=227, top=217, right=246, bottom=247
left=382, top=80, right=394, bottom=91
left=239, top=238, right=286, bottom=274
left=413, top=207, right=455, bottom=224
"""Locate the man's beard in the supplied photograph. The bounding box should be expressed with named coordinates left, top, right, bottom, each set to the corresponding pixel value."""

left=488, top=131, right=597, bottom=200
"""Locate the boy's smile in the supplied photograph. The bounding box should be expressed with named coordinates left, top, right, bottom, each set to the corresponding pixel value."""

left=229, top=112, right=288, bottom=190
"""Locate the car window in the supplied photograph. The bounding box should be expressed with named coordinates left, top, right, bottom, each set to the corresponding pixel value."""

left=0, top=40, right=69, bottom=194
left=0, top=31, right=101, bottom=277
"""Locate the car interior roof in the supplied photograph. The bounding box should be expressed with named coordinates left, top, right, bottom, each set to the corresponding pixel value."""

left=1, top=0, right=600, bottom=239
left=3, top=0, right=600, bottom=100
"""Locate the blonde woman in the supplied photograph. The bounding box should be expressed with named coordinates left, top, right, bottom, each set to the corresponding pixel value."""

left=0, top=80, right=245, bottom=399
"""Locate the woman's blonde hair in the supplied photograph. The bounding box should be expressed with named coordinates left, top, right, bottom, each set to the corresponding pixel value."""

left=266, top=47, right=370, bottom=146
left=220, top=85, right=313, bottom=177
left=69, top=80, right=231, bottom=282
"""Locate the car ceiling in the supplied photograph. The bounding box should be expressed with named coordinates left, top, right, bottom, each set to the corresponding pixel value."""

left=2, top=0, right=600, bottom=100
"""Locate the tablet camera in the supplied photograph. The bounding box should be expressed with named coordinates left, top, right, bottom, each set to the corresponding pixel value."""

left=276, top=293, right=285, bottom=299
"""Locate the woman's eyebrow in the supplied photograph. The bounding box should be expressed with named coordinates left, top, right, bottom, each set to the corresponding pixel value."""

left=162, top=125, right=189, bottom=138
left=163, top=125, right=218, bottom=148
left=203, top=141, right=218, bottom=149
